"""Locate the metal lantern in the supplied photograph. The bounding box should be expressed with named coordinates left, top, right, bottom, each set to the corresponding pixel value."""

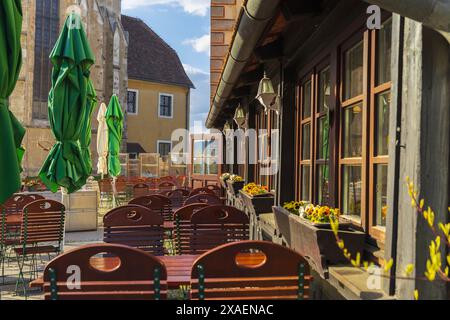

left=222, top=120, right=232, bottom=135
left=233, top=104, right=247, bottom=129
left=256, top=72, right=280, bottom=114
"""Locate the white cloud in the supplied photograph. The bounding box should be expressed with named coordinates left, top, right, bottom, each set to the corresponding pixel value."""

left=122, top=0, right=210, bottom=16
left=183, top=63, right=209, bottom=76
left=183, top=34, right=210, bottom=55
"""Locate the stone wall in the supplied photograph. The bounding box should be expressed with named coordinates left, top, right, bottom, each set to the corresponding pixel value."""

left=10, top=0, right=128, bottom=177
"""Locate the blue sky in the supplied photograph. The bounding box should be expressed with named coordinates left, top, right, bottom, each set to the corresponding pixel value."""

left=122, top=0, right=210, bottom=129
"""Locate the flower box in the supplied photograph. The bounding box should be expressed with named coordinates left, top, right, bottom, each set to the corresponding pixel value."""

left=226, top=180, right=245, bottom=196
left=273, top=206, right=365, bottom=278
left=239, top=190, right=274, bottom=216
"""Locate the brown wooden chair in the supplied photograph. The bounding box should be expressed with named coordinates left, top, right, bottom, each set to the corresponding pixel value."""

left=190, top=240, right=312, bottom=300
left=187, top=205, right=249, bottom=254
left=103, top=205, right=165, bottom=256
left=26, top=194, right=46, bottom=201
left=2, top=194, right=36, bottom=214
left=172, top=203, right=209, bottom=255
left=43, top=243, right=167, bottom=300
left=166, top=188, right=190, bottom=209
left=14, top=199, right=65, bottom=296
left=206, top=184, right=221, bottom=197
left=184, top=193, right=222, bottom=206
left=158, top=181, right=175, bottom=192
left=133, top=183, right=149, bottom=198
left=98, top=179, right=113, bottom=208
left=129, top=195, right=172, bottom=221
left=188, top=187, right=216, bottom=197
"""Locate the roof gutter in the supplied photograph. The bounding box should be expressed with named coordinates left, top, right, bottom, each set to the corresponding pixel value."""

left=364, top=0, right=450, bottom=41
left=206, top=0, right=281, bottom=129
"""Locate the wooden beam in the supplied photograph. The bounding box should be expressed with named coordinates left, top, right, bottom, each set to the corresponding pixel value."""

left=232, top=85, right=252, bottom=98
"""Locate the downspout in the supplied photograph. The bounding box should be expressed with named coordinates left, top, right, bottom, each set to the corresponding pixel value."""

left=364, top=0, right=450, bottom=42
left=206, top=0, right=281, bottom=128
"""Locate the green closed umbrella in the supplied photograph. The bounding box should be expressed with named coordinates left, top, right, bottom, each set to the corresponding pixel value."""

left=0, top=1, right=26, bottom=205
left=39, top=13, right=95, bottom=193
left=79, top=80, right=97, bottom=177
left=106, top=94, right=124, bottom=178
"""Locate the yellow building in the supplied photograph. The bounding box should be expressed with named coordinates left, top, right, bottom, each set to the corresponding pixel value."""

left=122, top=16, right=194, bottom=158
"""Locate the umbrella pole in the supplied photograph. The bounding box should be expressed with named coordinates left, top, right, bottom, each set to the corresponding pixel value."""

left=112, top=176, right=117, bottom=208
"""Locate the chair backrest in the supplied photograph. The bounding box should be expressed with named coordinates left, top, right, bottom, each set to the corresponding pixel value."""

left=129, top=195, right=172, bottom=221
left=186, top=205, right=249, bottom=254
left=98, top=179, right=113, bottom=193
left=191, top=241, right=311, bottom=300
left=43, top=243, right=167, bottom=300
left=184, top=193, right=222, bottom=206
left=103, top=205, right=165, bottom=255
left=133, top=183, right=149, bottom=198
left=166, top=189, right=190, bottom=208
left=158, top=181, right=175, bottom=191
left=2, top=194, right=36, bottom=214
left=21, top=199, right=65, bottom=248
left=189, top=187, right=216, bottom=197
left=172, top=203, right=209, bottom=255
left=27, top=194, right=46, bottom=201
left=206, top=184, right=221, bottom=197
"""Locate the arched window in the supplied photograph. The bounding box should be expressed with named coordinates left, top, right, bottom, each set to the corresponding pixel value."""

left=33, top=0, right=60, bottom=120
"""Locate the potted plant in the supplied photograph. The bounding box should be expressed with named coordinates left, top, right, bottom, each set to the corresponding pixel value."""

left=219, top=173, right=231, bottom=189
left=239, top=183, right=274, bottom=215
left=226, top=174, right=245, bottom=196
left=273, top=202, right=365, bottom=278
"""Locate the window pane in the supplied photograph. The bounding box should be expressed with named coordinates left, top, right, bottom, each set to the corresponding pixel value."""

left=342, top=165, right=362, bottom=218
left=127, top=91, right=136, bottom=113
left=302, top=80, right=312, bottom=118
left=375, top=91, right=391, bottom=156
left=301, top=124, right=311, bottom=160
left=318, top=67, right=331, bottom=113
left=344, top=41, right=364, bottom=100
left=375, top=164, right=388, bottom=227
left=158, top=143, right=171, bottom=157
left=160, top=95, right=172, bottom=117
left=342, top=104, right=362, bottom=158
left=301, top=166, right=310, bottom=201
left=317, top=164, right=330, bottom=205
left=377, top=18, right=392, bottom=85
left=317, top=116, right=330, bottom=160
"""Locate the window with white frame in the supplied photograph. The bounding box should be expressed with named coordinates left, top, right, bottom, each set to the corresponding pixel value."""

left=157, top=141, right=172, bottom=157
left=159, top=93, right=173, bottom=118
left=127, top=90, right=138, bottom=115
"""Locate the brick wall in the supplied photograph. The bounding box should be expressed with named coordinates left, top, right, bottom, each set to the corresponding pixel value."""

left=210, top=0, right=244, bottom=101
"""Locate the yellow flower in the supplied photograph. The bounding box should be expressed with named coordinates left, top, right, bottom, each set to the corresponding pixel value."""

left=404, top=264, right=414, bottom=276
left=384, top=258, right=394, bottom=272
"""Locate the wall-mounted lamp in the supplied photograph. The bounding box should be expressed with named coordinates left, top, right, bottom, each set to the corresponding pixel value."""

left=233, top=104, right=247, bottom=129
left=256, top=72, right=280, bottom=114
left=222, top=120, right=232, bottom=135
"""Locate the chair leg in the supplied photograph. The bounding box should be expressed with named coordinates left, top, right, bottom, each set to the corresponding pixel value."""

left=15, top=252, right=27, bottom=298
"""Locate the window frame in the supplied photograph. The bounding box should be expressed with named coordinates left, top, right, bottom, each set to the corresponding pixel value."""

left=127, top=89, right=139, bottom=115
left=158, top=93, right=174, bottom=118
left=293, top=14, right=393, bottom=244
left=338, top=30, right=368, bottom=227
left=157, top=140, right=172, bottom=157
